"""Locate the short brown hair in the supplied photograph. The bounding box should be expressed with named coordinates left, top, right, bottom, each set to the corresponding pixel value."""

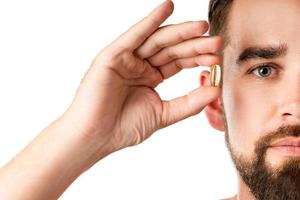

left=208, top=0, right=233, bottom=47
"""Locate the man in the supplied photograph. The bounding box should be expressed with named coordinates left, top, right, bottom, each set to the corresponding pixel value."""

left=207, top=0, right=300, bottom=199
left=0, top=0, right=299, bottom=199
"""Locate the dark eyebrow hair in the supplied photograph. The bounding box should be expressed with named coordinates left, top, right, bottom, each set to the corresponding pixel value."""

left=236, top=43, right=288, bottom=65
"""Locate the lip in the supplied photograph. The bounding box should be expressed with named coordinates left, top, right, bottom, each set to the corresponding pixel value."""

left=269, top=137, right=300, bottom=156
left=270, top=137, right=300, bottom=147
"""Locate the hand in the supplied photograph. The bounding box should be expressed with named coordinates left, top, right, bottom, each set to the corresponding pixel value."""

left=62, top=0, right=224, bottom=155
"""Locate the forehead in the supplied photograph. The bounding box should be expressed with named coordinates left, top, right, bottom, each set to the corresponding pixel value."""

left=227, top=0, right=300, bottom=51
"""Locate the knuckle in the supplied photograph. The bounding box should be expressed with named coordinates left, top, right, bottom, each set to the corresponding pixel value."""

left=176, top=30, right=186, bottom=42
left=174, top=59, right=182, bottom=69
left=152, top=36, right=164, bottom=52
left=166, top=47, right=177, bottom=60
left=193, top=44, right=202, bottom=55
left=193, top=57, right=200, bottom=66
left=148, top=16, right=161, bottom=28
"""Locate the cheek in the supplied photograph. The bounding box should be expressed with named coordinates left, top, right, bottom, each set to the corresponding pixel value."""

left=222, top=78, right=274, bottom=157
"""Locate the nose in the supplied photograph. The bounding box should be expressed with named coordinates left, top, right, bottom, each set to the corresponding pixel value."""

left=277, top=71, right=300, bottom=124
left=281, top=102, right=300, bottom=120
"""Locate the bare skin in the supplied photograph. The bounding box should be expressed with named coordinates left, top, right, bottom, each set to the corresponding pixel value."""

left=200, top=0, right=300, bottom=199
left=0, top=1, right=224, bottom=199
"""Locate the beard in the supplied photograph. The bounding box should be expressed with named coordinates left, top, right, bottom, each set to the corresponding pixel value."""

left=222, top=112, right=300, bottom=199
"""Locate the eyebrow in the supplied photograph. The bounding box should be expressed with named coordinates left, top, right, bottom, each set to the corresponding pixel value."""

left=236, top=43, right=288, bottom=65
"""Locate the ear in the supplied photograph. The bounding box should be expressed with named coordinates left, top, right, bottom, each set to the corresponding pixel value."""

left=200, top=70, right=225, bottom=132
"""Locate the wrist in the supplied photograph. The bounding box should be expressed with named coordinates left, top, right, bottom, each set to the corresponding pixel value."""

left=48, top=115, right=113, bottom=173
left=0, top=115, right=113, bottom=200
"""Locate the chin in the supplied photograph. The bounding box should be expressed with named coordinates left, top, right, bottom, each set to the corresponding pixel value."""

left=266, top=148, right=300, bottom=169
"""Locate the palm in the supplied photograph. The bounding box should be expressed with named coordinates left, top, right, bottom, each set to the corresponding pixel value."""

left=95, top=52, right=164, bottom=149
left=64, top=1, right=223, bottom=153
left=117, top=84, right=163, bottom=147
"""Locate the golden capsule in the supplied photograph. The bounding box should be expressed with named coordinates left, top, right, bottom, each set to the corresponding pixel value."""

left=210, top=64, right=222, bottom=87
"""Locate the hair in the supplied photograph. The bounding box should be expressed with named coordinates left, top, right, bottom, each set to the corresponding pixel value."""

left=208, top=0, right=234, bottom=132
left=207, top=0, right=234, bottom=91
left=208, top=0, right=234, bottom=47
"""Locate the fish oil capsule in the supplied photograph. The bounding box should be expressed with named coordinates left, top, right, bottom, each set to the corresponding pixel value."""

left=210, top=64, right=222, bottom=87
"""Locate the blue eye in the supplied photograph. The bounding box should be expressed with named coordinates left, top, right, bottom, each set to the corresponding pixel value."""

left=249, top=64, right=275, bottom=78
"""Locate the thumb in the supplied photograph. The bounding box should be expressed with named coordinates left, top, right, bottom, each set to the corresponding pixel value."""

left=160, top=86, right=221, bottom=128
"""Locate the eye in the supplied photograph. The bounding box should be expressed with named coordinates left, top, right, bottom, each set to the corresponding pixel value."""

left=248, top=63, right=278, bottom=79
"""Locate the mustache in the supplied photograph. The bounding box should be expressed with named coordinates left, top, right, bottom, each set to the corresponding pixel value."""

left=254, top=124, right=300, bottom=159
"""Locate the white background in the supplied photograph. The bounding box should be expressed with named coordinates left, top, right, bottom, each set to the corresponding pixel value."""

left=0, top=0, right=237, bottom=199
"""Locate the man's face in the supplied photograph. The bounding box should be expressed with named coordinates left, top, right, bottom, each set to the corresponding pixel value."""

left=221, top=0, right=300, bottom=199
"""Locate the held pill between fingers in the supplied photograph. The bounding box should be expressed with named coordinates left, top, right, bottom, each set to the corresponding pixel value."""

left=210, top=64, right=222, bottom=88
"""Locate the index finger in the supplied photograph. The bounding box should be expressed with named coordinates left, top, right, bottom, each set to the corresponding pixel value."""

left=114, top=0, right=174, bottom=51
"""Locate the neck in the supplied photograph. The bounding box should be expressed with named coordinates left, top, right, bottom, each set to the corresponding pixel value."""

left=235, top=175, right=256, bottom=200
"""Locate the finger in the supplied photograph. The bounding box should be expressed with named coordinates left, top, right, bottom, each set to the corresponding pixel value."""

left=147, top=36, right=224, bottom=67
left=114, top=0, right=174, bottom=51
left=126, top=61, right=164, bottom=88
left=134, top=20, right=209, bottom=59
left=160, top=86, right=221, bottom=128
left=158, top=54, right=222, bottom=79
left=129, top=53, right=222, bottom=88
